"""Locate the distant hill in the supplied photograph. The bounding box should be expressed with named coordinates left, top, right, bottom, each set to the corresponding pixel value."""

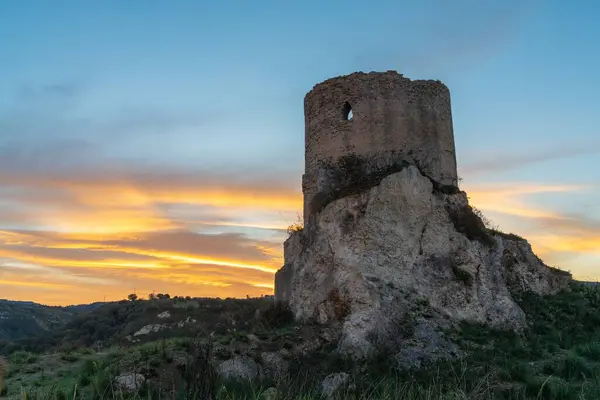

left=0, top=299, right=79, bottom=341
left=0, top=299, right=109, bottom=342
left=0, top=296, right=277, bottom=356
left=62, top=302, right=108, bottom=312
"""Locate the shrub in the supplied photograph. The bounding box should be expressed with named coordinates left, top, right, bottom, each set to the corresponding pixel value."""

left=80, top=359, right=97, bottom=377
left=259, top=302, right=294, bottom=329
left=447, top=203, right=495, bottom=246
left=9, top=350, right=37, bottom=365
left=59, top=352, right=78, bottom=362
left=177, top=336, right=218, bottom=399
left=452, top=265, right=474, bottom=285
left=286, top=213, right=304, bottom=235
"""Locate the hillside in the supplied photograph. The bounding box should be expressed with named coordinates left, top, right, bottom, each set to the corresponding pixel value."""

left=0, top=300, right=106, bottom=342
left=0, top=296, right=278, bottom=356
left=2, top=283, right=600, bottom=399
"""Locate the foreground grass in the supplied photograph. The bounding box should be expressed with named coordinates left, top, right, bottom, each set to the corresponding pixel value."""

left=3, top=282, right=600, bottom=399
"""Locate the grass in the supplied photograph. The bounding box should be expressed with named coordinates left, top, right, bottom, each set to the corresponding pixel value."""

left=2, top=283, right=600, bottom=399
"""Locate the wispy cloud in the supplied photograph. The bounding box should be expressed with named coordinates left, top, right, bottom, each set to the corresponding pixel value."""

left=0, top=82, right=219, bottom=171
left=527, top=214, right=600, bottom=254
left=354, top=0, right=536, bottom=74
left=15, top=82, right=83, bottom=101
left=0, top=164, right=301, bottom=232
left=0, top=279, right=72, bottom=290
left=460, top=141, right=600, bottom=176
left=0, top=227, right=282, bottom=305
left=465, top=183, right=589, bottom=219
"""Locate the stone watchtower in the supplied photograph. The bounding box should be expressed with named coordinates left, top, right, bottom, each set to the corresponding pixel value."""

left=302, top=71, right=458, bottom=224
left=276, top=71, right=571, bottom=358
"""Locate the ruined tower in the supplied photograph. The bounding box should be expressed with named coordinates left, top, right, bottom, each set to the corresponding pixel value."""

left=302, top=70, right=458, bottom=224
left=275, top=71, right=571, bottom=359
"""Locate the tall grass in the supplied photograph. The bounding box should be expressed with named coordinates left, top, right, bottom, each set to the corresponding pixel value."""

left=13, top=365, right=600, bottom=400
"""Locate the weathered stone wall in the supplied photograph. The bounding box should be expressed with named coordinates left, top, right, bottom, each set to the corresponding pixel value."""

left=302, top=71, right=458, bottom=223
left=274, top=233, right=302, bottom=303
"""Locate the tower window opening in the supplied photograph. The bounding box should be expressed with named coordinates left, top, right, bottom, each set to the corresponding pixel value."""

left=342, top=102, right=353, bottom=121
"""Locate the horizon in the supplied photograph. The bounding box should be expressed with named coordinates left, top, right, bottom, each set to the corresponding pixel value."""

left=1, top=0, right=599, bottom=306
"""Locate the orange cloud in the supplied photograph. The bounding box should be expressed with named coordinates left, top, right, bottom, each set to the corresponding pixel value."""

left=0, top=279, right=72, bottom=289
left=0, top=224, right=283, bottom=305
left=463, top=182, right=600, bottom=275
left=528, top=235, right=600, bottom=254
left=0, top=170, right=302, bottom=235
left=465, top=183, right=588, bottom=220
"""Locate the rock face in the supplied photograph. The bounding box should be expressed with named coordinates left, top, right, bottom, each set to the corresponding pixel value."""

left=276, top=166, right=571, bottom=358
left=133, top=324, right=166, bottom=336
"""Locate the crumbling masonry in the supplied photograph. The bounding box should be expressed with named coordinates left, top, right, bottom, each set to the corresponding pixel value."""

left=301, top=70, right=458, bottom=225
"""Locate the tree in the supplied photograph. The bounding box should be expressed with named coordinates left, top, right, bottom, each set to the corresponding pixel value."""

left=127, top=293, right=138, bottom=302
left=148, top=293, right=157, bottom=300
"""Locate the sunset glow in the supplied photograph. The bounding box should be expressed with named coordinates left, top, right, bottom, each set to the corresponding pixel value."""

left=1, top=177, right=598, bottom=305
left=1, top=0, right=598, bottom=305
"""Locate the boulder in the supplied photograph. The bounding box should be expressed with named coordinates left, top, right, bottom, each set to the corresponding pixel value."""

left=261, top=387, right=278, bottom=400
left=217, top=356, right=261, bottom=381
left=115, top=372, right=145, bottom=392
left=260, top=351, right=289, bottom=381
left=320, top=372, right=352, bottom=398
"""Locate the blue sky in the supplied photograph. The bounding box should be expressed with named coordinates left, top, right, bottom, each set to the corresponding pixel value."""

left=0, top=0, right=598, bottom=305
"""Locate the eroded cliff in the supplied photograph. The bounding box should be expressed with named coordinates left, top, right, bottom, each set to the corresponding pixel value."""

left=276, top=164, right=571, bottom=360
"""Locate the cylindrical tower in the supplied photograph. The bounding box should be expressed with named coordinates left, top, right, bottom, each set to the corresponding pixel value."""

left=301, top=71, right=458, bottom=224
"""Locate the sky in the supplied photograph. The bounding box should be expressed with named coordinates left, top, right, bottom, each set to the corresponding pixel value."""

left=0, top=0, right=599, bottom=306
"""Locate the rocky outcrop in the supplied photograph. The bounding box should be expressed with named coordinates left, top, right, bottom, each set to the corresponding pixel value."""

left=157, top=311, right=171, bottom=319
left=133, top=324, right=166, bottom=336
left=275, top=165, right=571, bottom=359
